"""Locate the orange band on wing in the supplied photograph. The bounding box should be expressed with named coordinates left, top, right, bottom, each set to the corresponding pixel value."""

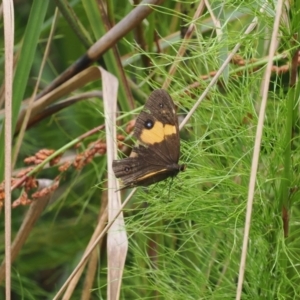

left=140, top=121, right=176, bottom=145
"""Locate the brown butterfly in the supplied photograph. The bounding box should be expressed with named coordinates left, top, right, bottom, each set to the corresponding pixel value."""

left=112, top=89, right=185, bottom=189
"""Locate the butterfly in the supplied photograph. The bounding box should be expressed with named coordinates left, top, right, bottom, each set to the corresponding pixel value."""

left=112, top=89, right=185, bottom=189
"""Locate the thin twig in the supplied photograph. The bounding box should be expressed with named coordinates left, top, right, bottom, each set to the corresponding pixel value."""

left=3, top=0, right=14, bottom=298
left=52, top=188, right=136, bottom=300
left=37, top=0, right=165, bottom=99
left=162, top=0, right=206, bottom=90
left=62, top=199, right=108, bottom=299
left=235, top=1, right=284, bottom=299
left=179, top=9, right=263, bottom=130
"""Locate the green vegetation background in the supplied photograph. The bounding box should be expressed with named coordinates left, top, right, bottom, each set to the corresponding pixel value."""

left=1, top=0, right=300, bottom=299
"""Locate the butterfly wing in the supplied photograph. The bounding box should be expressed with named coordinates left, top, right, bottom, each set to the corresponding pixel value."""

left=112, top=89, right=182, bottom=188
left=133, top=89, right=180, bottom=163
left=112, top=143, right=181, bottom=188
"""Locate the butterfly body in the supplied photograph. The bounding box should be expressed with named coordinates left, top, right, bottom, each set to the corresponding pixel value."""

left=112, top=89, right=184, bottom=189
